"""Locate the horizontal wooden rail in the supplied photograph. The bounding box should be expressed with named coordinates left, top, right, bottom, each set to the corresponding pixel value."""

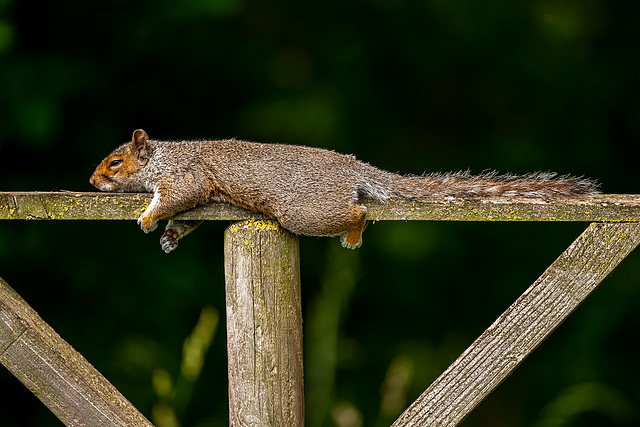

left=1, top=191, right=640, bottom=222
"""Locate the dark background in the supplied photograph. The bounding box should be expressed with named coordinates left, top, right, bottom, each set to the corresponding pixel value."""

left=1, top=1, right=640, bottom=426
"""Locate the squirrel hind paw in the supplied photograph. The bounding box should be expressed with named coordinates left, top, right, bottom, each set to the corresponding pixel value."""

left=160, top=229, right=179, bottom=253
left=340, top=230, right=363, bottom=249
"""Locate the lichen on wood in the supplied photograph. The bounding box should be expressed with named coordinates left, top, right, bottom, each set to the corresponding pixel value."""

left=1, top=192, right=639, bottom=223
left=224, top=220, right=304, bottom=426
left=365, top=194, right=640, bottom=222
left=0, top=192, right=252, bottom=221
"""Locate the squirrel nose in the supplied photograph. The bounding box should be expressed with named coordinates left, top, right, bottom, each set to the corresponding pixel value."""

left=89, top=175, right=96, bottom=187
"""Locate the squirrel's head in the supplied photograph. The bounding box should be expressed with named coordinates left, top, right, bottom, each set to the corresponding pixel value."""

left=90, top=129, right=152, bottom=192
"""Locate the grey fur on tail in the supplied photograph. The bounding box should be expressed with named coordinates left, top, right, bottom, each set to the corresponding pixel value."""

left=385, top=170, right=600, bottom=200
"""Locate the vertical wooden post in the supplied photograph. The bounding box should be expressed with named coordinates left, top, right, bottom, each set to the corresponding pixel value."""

left=224, top=218, right=304, bottom=426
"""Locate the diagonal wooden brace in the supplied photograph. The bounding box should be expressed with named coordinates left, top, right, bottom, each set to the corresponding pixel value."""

left=393, top=222, right=640, bottom=426
left=0, top=276, right=153, bottom=426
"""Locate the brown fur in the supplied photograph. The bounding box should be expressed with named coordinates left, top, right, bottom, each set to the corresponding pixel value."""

left=90, top=129, right=599, bottom=252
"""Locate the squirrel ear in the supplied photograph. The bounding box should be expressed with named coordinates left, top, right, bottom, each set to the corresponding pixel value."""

left=131, top=129, right=150, bottom=166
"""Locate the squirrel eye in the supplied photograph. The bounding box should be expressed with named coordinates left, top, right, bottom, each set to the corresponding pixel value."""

left=109, top=159, right=123, bottom=168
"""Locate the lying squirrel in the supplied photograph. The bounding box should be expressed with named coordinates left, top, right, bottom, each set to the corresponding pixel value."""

left=90, top=129, right=599, bottom=253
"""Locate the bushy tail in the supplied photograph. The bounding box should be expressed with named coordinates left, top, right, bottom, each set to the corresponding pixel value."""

left=390, top=171, right=600, bottom=198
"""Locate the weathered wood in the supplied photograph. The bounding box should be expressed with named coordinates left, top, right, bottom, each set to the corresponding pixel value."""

left=0, top=276, right=153, bottom=426
left=4, top=191, right=640, bottom=426
left=0, top=191, right=251, bottom=221
left=1, top=191, right=640, bottom=222
left=224, top=218, right=304, bottom=426
left=392, top=222, right=640, bottom=427
left=366, top=194, right=640, bottom=222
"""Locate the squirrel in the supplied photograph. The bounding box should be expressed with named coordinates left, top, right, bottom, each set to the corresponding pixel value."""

left=90, top=129, right=599, bottom=253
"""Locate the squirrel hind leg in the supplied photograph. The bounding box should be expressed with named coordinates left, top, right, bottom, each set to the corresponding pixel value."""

left=339, top=205, right=368, bottom=249
left=160, top=220, right=203, bottom=253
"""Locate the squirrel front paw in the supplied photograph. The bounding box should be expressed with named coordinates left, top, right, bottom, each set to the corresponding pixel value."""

left=160, top=229, right=179, bottom=253
left=137, top=215, right=158, bottom=234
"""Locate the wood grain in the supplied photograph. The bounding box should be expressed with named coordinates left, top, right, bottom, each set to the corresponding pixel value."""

left=392, top=222, right=640, bottom=426
left=224, top=218, right=304, bottom=426
left=0, top=276, right=153, bottom=426
left=1, top=192, right=640, bottom=222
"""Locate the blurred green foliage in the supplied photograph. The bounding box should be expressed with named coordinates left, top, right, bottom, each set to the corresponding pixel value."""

left=1, top=0, right=640, bottom=426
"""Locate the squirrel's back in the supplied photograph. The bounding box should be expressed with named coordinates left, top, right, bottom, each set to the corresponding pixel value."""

left=183, top=139, right=599, bottom=201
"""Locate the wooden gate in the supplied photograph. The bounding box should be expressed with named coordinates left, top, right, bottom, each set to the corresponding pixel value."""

left=1, top=192, right=639, bottom=426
